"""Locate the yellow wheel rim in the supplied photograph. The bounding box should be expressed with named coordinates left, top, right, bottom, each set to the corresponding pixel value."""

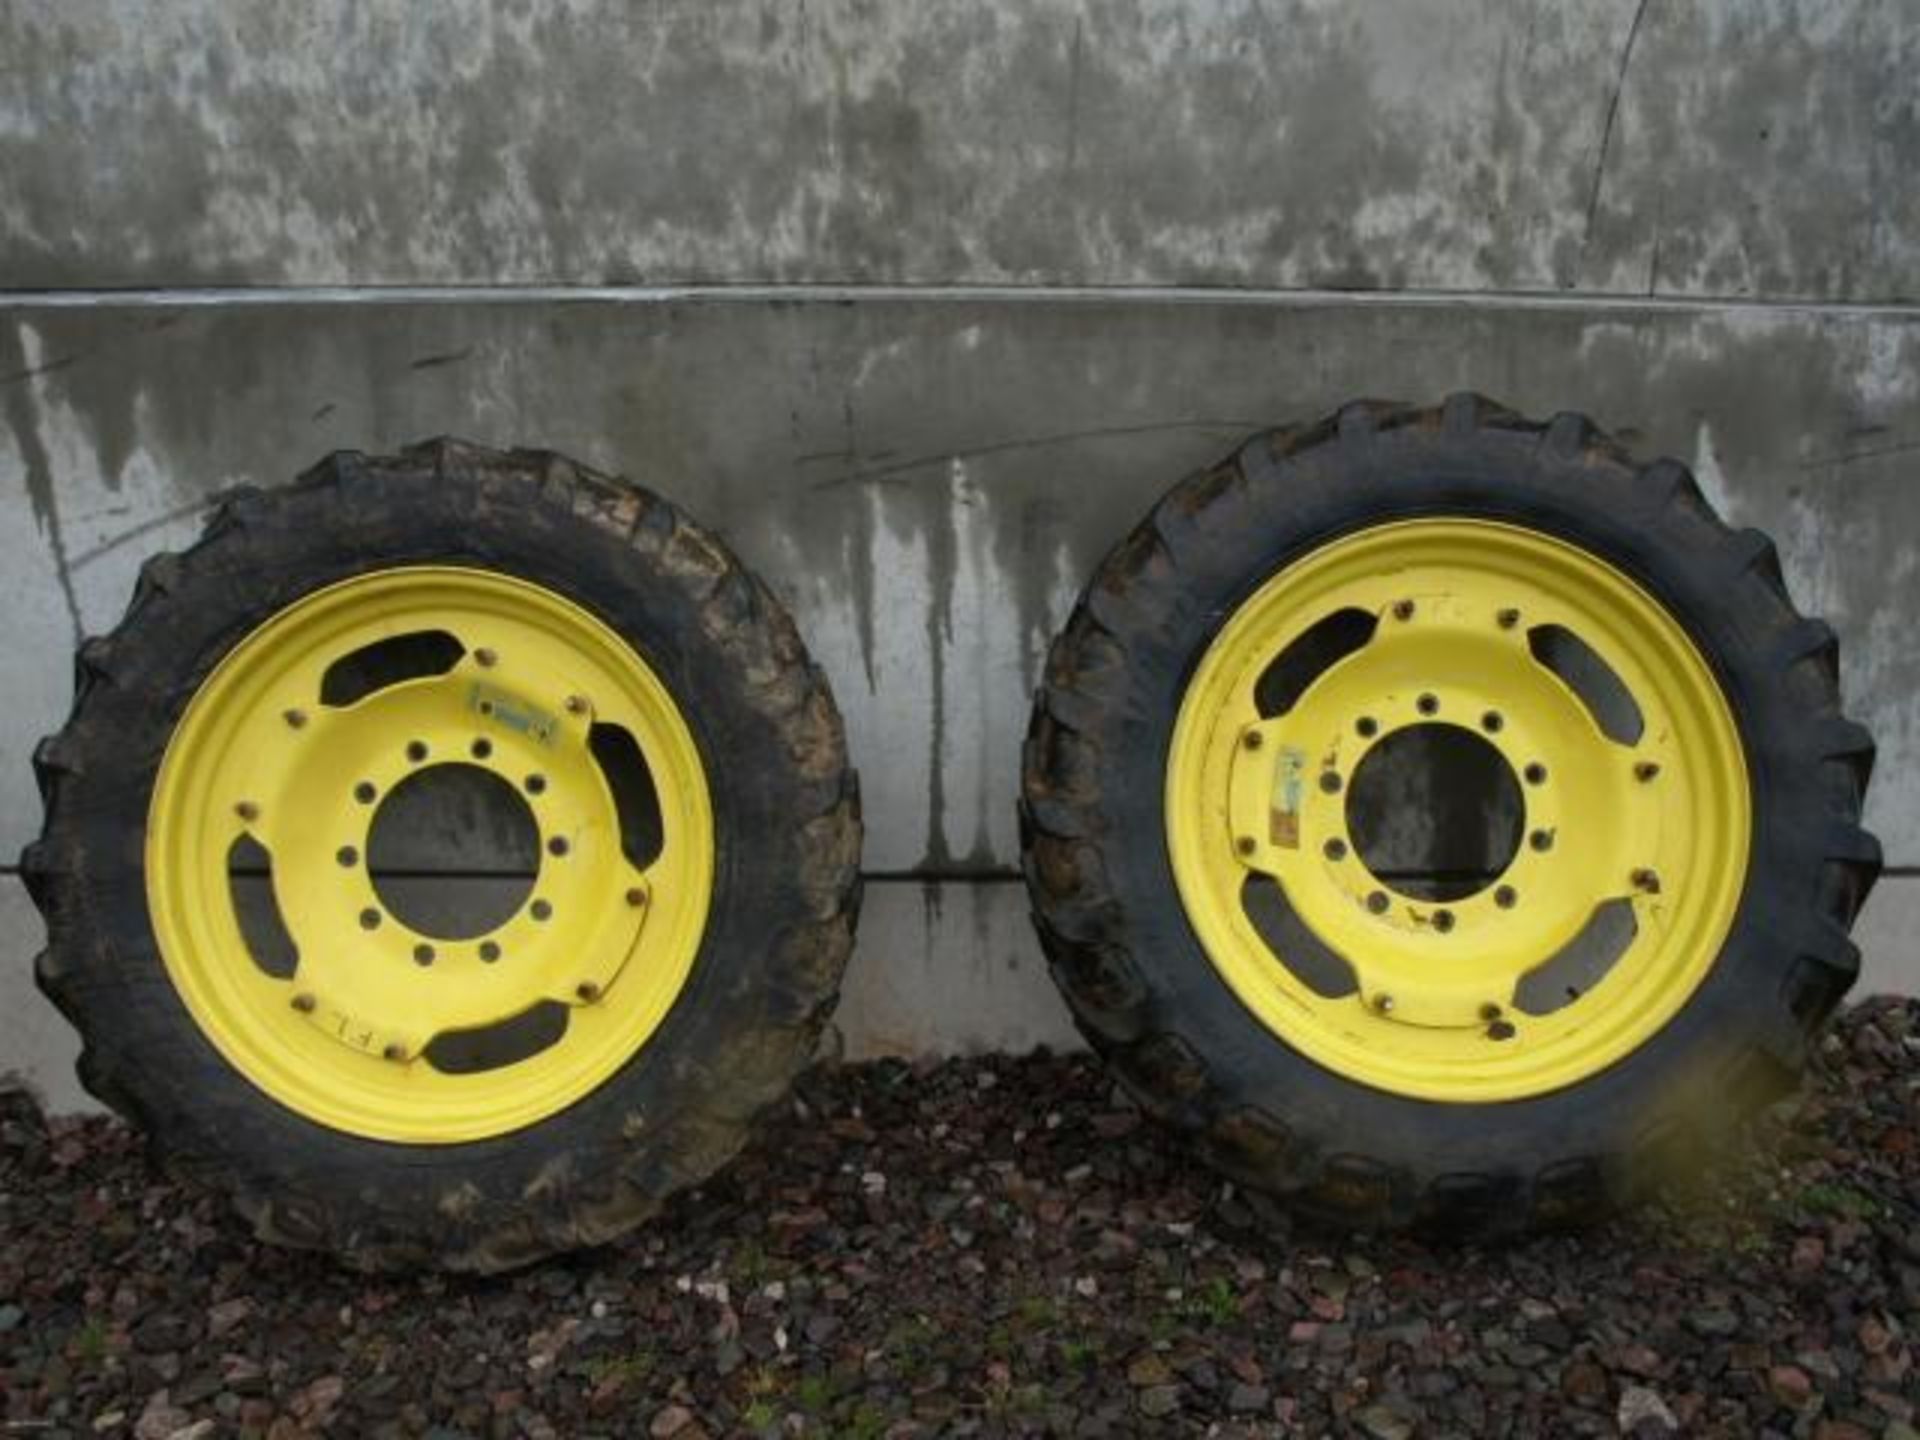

left=147, top=567, right=714, bottom=1143
left=1167, top=519, right=1749, bottom=1102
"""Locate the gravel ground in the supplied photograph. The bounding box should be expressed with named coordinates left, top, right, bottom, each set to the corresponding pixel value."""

left=3, top=1000, right=1917, bottom=1440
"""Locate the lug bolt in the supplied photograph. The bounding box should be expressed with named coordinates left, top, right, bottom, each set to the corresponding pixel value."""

left=359, top=907, right=381, bottom=930
left=1479, top=1002, right=1503, bottom=1022
left=1432, top=908, right=1455, bottom=933
left=625, top=888, right=647, bottom=908
left=413, top=944, right=435, bottom=966
left=1366, top=890, right=1390, bottom=914
left=1497, top=608, right=1521, bottom=629
left=1634, top=761, right=1661, bottom=782
left=472, top=738, right=493, bottom=759
left=565, top=695, right=588, bottom=715
left=1235, top=835, right=1258, bottom=857
left=530, top=899, right=553, bottom=921
left=406, top=740, right=428, bottom=763
left=1524, top=762, right=1548, bottom=786
left=1487, top=1019, right=1517, bottom=1041
left=1494, top=884, right=1517, bottom=908
left=475, top=648, right=497, bottom=668
left=235, top=801, right=259, bottom=823
left=1392, top=599, right=1415, bottom=621
left=479, top=940, right=501, bottom=962
left=548, top=836, right=569, bottom=857
left=1242, top=730, right=1264, bottom=751
left=1632, top=868, right=1662, bottom=894
left=525, top=774, right=547, bottom=795
left=1372, top=993, right=1396, bottom=1014
left=354, top=781, right=377, bottom=804
left=382, top=1043, right=407, bottom=1062
left=336, top=845, right=358, bottom=867
left=1529, top=828, right=1554, bottom=852
left=1319, top=771, right=1342, bottom=794
left=1356, top=716, right=1379, bottom=738
left=1481, top=711, right=1504, bottom=733
left=1416, top=693, right=1439, bottom=717
left=291, top=993, right=316, bottom=1013
left=283, top=709, right=308, bottom=729
left=1323, top=837, right=1348, bottom=861
left=575, top=981, right=601, bottom=1002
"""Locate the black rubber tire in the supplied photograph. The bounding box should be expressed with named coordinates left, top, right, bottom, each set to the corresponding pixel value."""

left=1021, top=394, right=1881, bottom=1236
left=21, top=439, right=862, bottom=1272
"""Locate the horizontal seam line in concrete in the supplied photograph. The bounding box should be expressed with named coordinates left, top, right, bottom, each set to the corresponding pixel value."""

left=2, top=282, right=1919, bottom=321
left=6, top=865, right=1919, bottom=879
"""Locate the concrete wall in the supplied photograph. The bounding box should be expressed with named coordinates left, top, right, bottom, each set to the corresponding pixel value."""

left=3, top=0, right=1916, bottom=1111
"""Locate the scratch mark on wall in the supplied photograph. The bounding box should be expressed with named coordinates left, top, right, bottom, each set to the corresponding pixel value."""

left=0, top=353, right=78, bottom=388
left=67, top=499, right=213, bottom=572
left=409, top=347, right=474, bottom=371
left=809, top=417, right=1265, bottom=492
left=1581, top=0, right=1650, bottom=256
left=1797, top=438, right=1920, bottom=471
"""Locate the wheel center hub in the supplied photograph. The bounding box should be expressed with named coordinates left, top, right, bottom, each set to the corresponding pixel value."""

left=365, top=762, right=540, bottom=939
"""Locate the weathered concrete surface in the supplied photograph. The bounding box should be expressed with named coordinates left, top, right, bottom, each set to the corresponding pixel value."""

left=4, top=293, right=1918, bottom=873
left=4, top=1, right=1916, bottom=301
left=5, top=873, right=1915, bottom=1117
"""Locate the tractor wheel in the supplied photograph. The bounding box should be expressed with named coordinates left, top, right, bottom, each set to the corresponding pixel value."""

left=22, top=440, right=861, bottom=1271
left=1022, top=395, right=1879, bottom=1234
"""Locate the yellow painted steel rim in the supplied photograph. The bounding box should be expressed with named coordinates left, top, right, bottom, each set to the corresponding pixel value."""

left=147, top=567, right=714, bottom=1143
left=1166, top=519, right=1750, bottom=1102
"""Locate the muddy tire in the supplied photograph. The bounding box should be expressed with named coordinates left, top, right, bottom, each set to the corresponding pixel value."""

left=1022, top=394, right=1879, bottom=1235
left=22, top=440, right=861, bottom=1271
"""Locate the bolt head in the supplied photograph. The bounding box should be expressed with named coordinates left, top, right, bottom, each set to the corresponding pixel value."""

left=1392, top=599, right=1415, bottom=621
left=382, top=1043, right=407, bottom=1062
left=1634, top=761, right=1661, bottom=782
left=565, top=695, right=587, bottom=715
left=291, top=993, right=316, bottom=1013
left=283, top=709, right=308, bottom=729
left=1242, top=730, right=1263, bottom=751
left=576, top=982, right=602, bottom=1002
left=1372, top=993, right=1395, bottom=1014
left=1632, top=868, right=1662, bottom=894
left=624, top=887, right=646, bottom=907
left=1497, top=608, right=1521, bottom=629
left=475, top=648, right=497, bottom=668
left=1235, top=835, right=1258, bottom=857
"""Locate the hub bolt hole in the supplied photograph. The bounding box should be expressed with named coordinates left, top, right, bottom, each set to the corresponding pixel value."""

left=1529, top=829, right=1554, bottom=852
left=1323, top=837, right=1348, bottom=861
left=354, top=781, right=377, bottom=805
left=479, top=941, right=501, bottom=963
left=547, top=836, right=570, bottom=857
left=336, top=845, right=358, bottom=867
left=525, top=774, right=547, bottom=796
left=1432, top=909, right=1455, bottom=933
left=1355, top=716, right=1378, bottom=738
left=413, top=943, right=435, bottom=966
left=1523, top=762, right=1548, bottom=786
left=471, top=738, right=492, bottom=760
left=1318, top=771, right=1342, bottom=794
left=1494, top=884, right=1517, bottom=908
left=358, top=908, right=382, bottom=931
left=1366, top=890, right=1389, bottom=915
left=530, top=899, right=553, bottom=922
left=1481, top=711, right=1504, bottom=733
left=1415, top=693, right=1439, bottom=717
left=406, top=740, right=428, bottom=763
